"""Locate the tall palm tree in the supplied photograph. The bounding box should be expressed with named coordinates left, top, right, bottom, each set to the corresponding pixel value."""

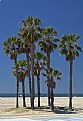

left=34, top=52, right=47, bottom=107
left=12, top=59, right=28, bottom=107
left=38, top=27, right=59, bottom=106
left=18, top=28, right=32, bottom=105
left=42, top=67, right=62, bottom=111
left=59, top=34, right=82, bottom=110
left=21, top=16, right=42, bottom=109
left=3, top=36, right=21, bottom=108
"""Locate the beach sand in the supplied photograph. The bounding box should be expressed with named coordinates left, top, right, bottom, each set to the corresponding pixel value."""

left=0, top=97, right=83, bottom=118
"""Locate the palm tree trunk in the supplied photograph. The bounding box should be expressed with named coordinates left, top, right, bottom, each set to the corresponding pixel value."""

left=69, top=60, right=73, bottom=110
left=14, top=58, right=19, bottom=108
left=26, top=51, right=31, bottom=106
left=50, top=87, right=54, bottom=111
left=37, top=70, right=40, bottom=107
left=22, top=79, right=26, bottom=107
left=47, top=50, right=51, bottom=106
left=31, top=35, right=35, bottom=110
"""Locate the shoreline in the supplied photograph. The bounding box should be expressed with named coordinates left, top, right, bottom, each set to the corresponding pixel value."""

left=0, top=97, right=83, bottom=118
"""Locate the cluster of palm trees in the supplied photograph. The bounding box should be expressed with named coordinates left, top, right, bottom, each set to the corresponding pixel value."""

left=3, top=16, right=82, bottom=111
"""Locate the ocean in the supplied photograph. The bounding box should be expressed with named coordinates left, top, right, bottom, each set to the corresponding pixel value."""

left=0, top=117, right=83, bottom=121
left=0, top=93, right=83, bottom=97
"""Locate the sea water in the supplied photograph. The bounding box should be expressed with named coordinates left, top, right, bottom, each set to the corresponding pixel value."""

left=0, top=93, right=83, bottom=97
left=0, top=117, right=83, bottom=121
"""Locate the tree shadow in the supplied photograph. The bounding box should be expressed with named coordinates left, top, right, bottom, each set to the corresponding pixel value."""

left=53, top=106, right=77, bottom=114
left=26, top=106, right=52, bottom=112
left=26, top=106, right=77, bottom=114
left=75, top=107, right=83, bottom=111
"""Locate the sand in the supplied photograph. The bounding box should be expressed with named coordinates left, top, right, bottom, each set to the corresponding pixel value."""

left=0, top=97, right=83, bottom=118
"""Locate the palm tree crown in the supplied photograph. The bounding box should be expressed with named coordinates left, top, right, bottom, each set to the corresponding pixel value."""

left=38, top=27, right=58, bottom=53
left=3, top=36, right=21, bottom=60
left=59, top=34, right=82, bottom=61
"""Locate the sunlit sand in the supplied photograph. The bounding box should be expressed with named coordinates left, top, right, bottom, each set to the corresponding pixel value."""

left=0, top=97, right=83, bottom=119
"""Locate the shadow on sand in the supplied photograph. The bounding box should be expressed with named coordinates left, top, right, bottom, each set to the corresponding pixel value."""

left=27, top=106, right=77, bottom=114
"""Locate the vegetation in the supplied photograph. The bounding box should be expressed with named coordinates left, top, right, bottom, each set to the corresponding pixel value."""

left=3, top=36, right=21, bottom=108
left=38, top=27, right=59, bottom=106
left=34, top=52, right=47, bottom=107
left=42, top=67, right=62, bottom=110
left=12, top=59, right=28, bottom=107
left=3, top=16, right=82, bottom=111
left=59, top=34, right=82, bottom=110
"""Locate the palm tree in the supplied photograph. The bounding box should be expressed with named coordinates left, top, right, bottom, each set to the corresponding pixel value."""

left=59, top=34, right=82, bottom=110
left=21, top=16, right=42, bottom=109
left=42, top=67, right=62, bottom=111
left=3, top=36, right=21, bottom=108
left=12, top=59, right=28, bottom=107
left=34, top=52, right=47, bottom=107
left=38, top=27, right=59, bottom=106
left=18, top=28, right=32, bottom=105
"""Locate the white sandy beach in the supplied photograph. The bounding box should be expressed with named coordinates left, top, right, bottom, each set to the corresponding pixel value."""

left=0, top=97, right=83, bottom=119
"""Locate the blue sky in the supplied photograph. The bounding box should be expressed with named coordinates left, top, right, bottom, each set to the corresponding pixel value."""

left=0, top=0, right=83, bottom=94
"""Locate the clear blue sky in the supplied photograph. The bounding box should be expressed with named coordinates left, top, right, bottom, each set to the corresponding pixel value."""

left=0, top=0, right=83, bottom=94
